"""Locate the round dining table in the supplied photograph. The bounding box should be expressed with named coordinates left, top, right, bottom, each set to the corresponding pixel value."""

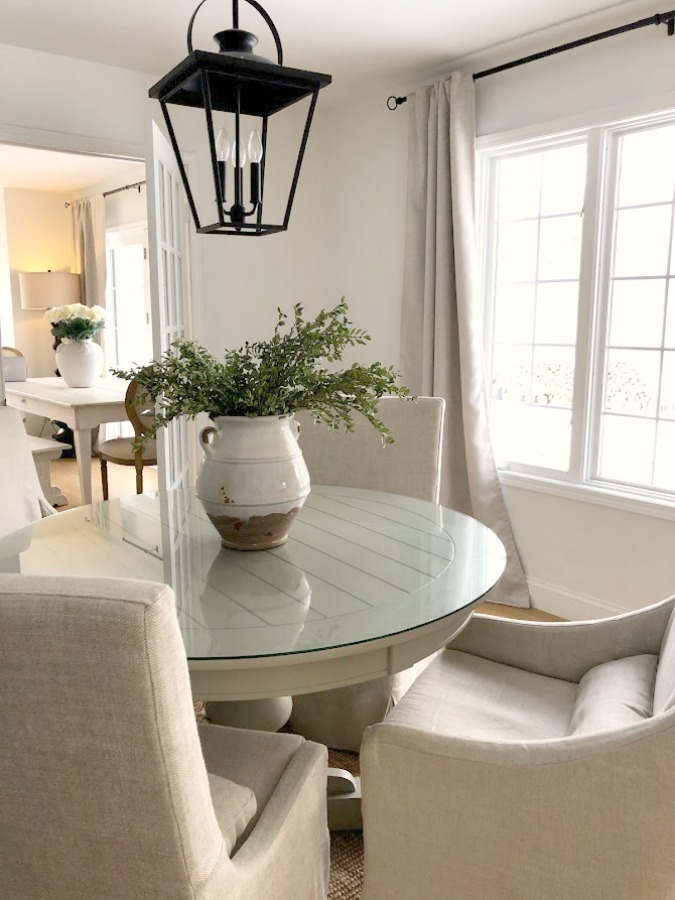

left=0, top=485, right=506, bottom=700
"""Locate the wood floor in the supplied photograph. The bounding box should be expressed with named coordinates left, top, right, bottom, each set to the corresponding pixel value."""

left=49, top=457, right=562, bottom=624
left=50, top=456, right=159, bottom=511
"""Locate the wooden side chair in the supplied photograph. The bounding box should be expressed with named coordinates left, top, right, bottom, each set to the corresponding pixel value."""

left=98, top=379, right=157, bottom=500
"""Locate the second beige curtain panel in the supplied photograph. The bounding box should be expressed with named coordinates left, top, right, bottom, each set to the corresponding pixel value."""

left=71, top=196, right=106, bottom=309
left=400, top=72, right=529, bottom=608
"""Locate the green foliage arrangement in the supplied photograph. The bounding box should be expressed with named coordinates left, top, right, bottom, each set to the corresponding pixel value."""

left=112, top=300, right=410, bottom=444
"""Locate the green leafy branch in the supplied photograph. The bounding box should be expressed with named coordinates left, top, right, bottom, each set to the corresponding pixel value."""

left=112, top=300, right=410, bottom=444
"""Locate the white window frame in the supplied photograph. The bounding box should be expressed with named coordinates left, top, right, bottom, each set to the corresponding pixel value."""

left=478, top=101, right=675, bottom=520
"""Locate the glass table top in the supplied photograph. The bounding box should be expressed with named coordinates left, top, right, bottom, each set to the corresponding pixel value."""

left=0, top=486, right=506, bottom=660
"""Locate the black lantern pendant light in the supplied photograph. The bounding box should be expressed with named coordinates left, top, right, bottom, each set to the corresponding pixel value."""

left=149, top=0, right=331, bottom=236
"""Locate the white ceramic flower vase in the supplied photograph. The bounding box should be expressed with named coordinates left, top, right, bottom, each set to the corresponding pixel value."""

left=56, top=338, right=104, bottom=388
left=196, top=414, right=311, bottom=550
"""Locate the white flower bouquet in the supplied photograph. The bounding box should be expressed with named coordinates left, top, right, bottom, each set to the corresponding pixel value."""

left=44, top=303, right=105, bottom=341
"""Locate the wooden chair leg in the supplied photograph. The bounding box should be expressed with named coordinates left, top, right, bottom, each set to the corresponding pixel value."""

left=135, top=461, right=144, bottom=495
left=100, top=459, right=109, bottom=501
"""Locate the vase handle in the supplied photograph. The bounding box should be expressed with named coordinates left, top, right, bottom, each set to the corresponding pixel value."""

left=199, top=425, right=217, bottom=454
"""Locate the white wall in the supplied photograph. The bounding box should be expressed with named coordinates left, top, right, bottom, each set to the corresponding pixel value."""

left=5, top=187, right=75, bottom=379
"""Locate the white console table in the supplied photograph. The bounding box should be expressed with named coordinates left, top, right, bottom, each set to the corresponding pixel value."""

left=5, top=377, right=128, bottom=505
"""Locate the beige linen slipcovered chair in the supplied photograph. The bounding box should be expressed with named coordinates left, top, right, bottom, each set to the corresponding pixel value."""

left=0, top=404, right=56, bottom=538
left=98, top=378, right=157, bottom=500
left=0, top=574, right=330, bottom=900
left=289, top=396, right=445, bottom=751
left=361, top=597, right=675, bottom=900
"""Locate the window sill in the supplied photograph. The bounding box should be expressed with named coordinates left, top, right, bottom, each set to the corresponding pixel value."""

left=498, top=470, right=675, bottom=522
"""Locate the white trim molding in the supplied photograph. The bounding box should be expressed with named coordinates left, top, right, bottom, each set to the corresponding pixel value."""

left=528, top=577, right=629, bottom=621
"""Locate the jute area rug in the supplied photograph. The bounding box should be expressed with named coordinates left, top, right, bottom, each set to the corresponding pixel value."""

left=195, top=705, right=364, bottom=899
left=327, top=748, right=363, bottom=900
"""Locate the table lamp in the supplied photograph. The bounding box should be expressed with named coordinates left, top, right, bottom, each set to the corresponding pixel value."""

left=19, top=271, right=81, bottom=312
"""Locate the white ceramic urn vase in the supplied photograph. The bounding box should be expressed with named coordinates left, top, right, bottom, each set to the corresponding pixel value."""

left=196, top=414, right=311, bottom=551
left=56, top=338, right=104, bottom=388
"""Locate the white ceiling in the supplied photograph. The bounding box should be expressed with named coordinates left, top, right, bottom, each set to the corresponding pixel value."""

left=0, top=0, right=655, bottom=89
left=0, top=144, right=141, bottom=192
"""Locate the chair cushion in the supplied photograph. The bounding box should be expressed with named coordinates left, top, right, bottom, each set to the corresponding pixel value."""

left=386, top=649, right=577, bottom=741
left=97, top=437, right=157, bottom=463
left=654, top=607, right=675, bottom=714
left=199, top=723, right=304, bottom=848
left=568, top=654, right=658, bottom=736
left=207, top=773, right=257, bottom=854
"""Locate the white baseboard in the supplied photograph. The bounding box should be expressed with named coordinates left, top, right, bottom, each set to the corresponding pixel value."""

left=527, top=577, right=629, bottom=621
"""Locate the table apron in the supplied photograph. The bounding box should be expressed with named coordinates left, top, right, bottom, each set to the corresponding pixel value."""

left=188, top=606, right=475, bottom=700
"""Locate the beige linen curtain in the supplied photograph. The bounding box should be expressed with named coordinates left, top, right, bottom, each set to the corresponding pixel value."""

left=400, top=72, right=529, bottom=608
left=71, top=196, right=106, bottom=309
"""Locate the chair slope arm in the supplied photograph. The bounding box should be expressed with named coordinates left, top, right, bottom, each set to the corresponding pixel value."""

left=449, top=598, right=675, bottom=682
left=363, top=711, right=675, bottom=770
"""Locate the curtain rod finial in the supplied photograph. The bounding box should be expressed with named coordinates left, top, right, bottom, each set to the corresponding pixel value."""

left=387, top=95, right=407, bottom=111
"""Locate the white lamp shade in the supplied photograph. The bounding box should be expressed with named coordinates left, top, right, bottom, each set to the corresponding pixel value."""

left=19, top=272, right=81, bottom=310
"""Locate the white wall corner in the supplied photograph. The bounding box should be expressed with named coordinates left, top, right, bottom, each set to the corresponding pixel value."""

left=528, top=577, right=629, bottom=621
left=0, top=189, right=14, bottom=348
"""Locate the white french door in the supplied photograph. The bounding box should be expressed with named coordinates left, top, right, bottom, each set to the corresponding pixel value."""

left=146, top=121, right=193, bottom=492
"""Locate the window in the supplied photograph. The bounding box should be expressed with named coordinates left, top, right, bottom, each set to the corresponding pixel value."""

left=481, top=111, right=675, bottom=502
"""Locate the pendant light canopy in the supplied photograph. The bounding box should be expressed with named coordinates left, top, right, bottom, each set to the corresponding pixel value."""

left=149, top=0, right=331, bottom=236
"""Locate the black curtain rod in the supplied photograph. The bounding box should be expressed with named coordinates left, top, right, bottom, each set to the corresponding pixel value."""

left=103, top=179, right=146, bottom=198
left=387, top=9, right=675, bottom=109
left=64, top=180, right=147, bottom=208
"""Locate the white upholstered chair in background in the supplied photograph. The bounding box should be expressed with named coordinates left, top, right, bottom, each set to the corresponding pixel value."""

left=361, top=598, right=675, bottom=899
left=0, top=574, right=330, bottom=900
left=0, top=405, right=56, bottom=538
left=288, top=396, right=446, bottom=751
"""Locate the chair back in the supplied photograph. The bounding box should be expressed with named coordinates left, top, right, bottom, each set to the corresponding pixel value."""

left=0, top=574, right=224, bottom=900
left=295, top=396, right=445, bottom=503
left=0, top=406, right=47, bottom=537
left=125, top=378, right=155, bottom=438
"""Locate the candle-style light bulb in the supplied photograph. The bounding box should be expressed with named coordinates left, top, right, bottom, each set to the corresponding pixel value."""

left=215, top=128, right=230, bottom=204
left=248, top=130, right=263, bottom=163
left=216, top=128, right=230, bottom=162
left=232, top=138, right=247, bottom=167
left=248, top=131, right=263, bottom=207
